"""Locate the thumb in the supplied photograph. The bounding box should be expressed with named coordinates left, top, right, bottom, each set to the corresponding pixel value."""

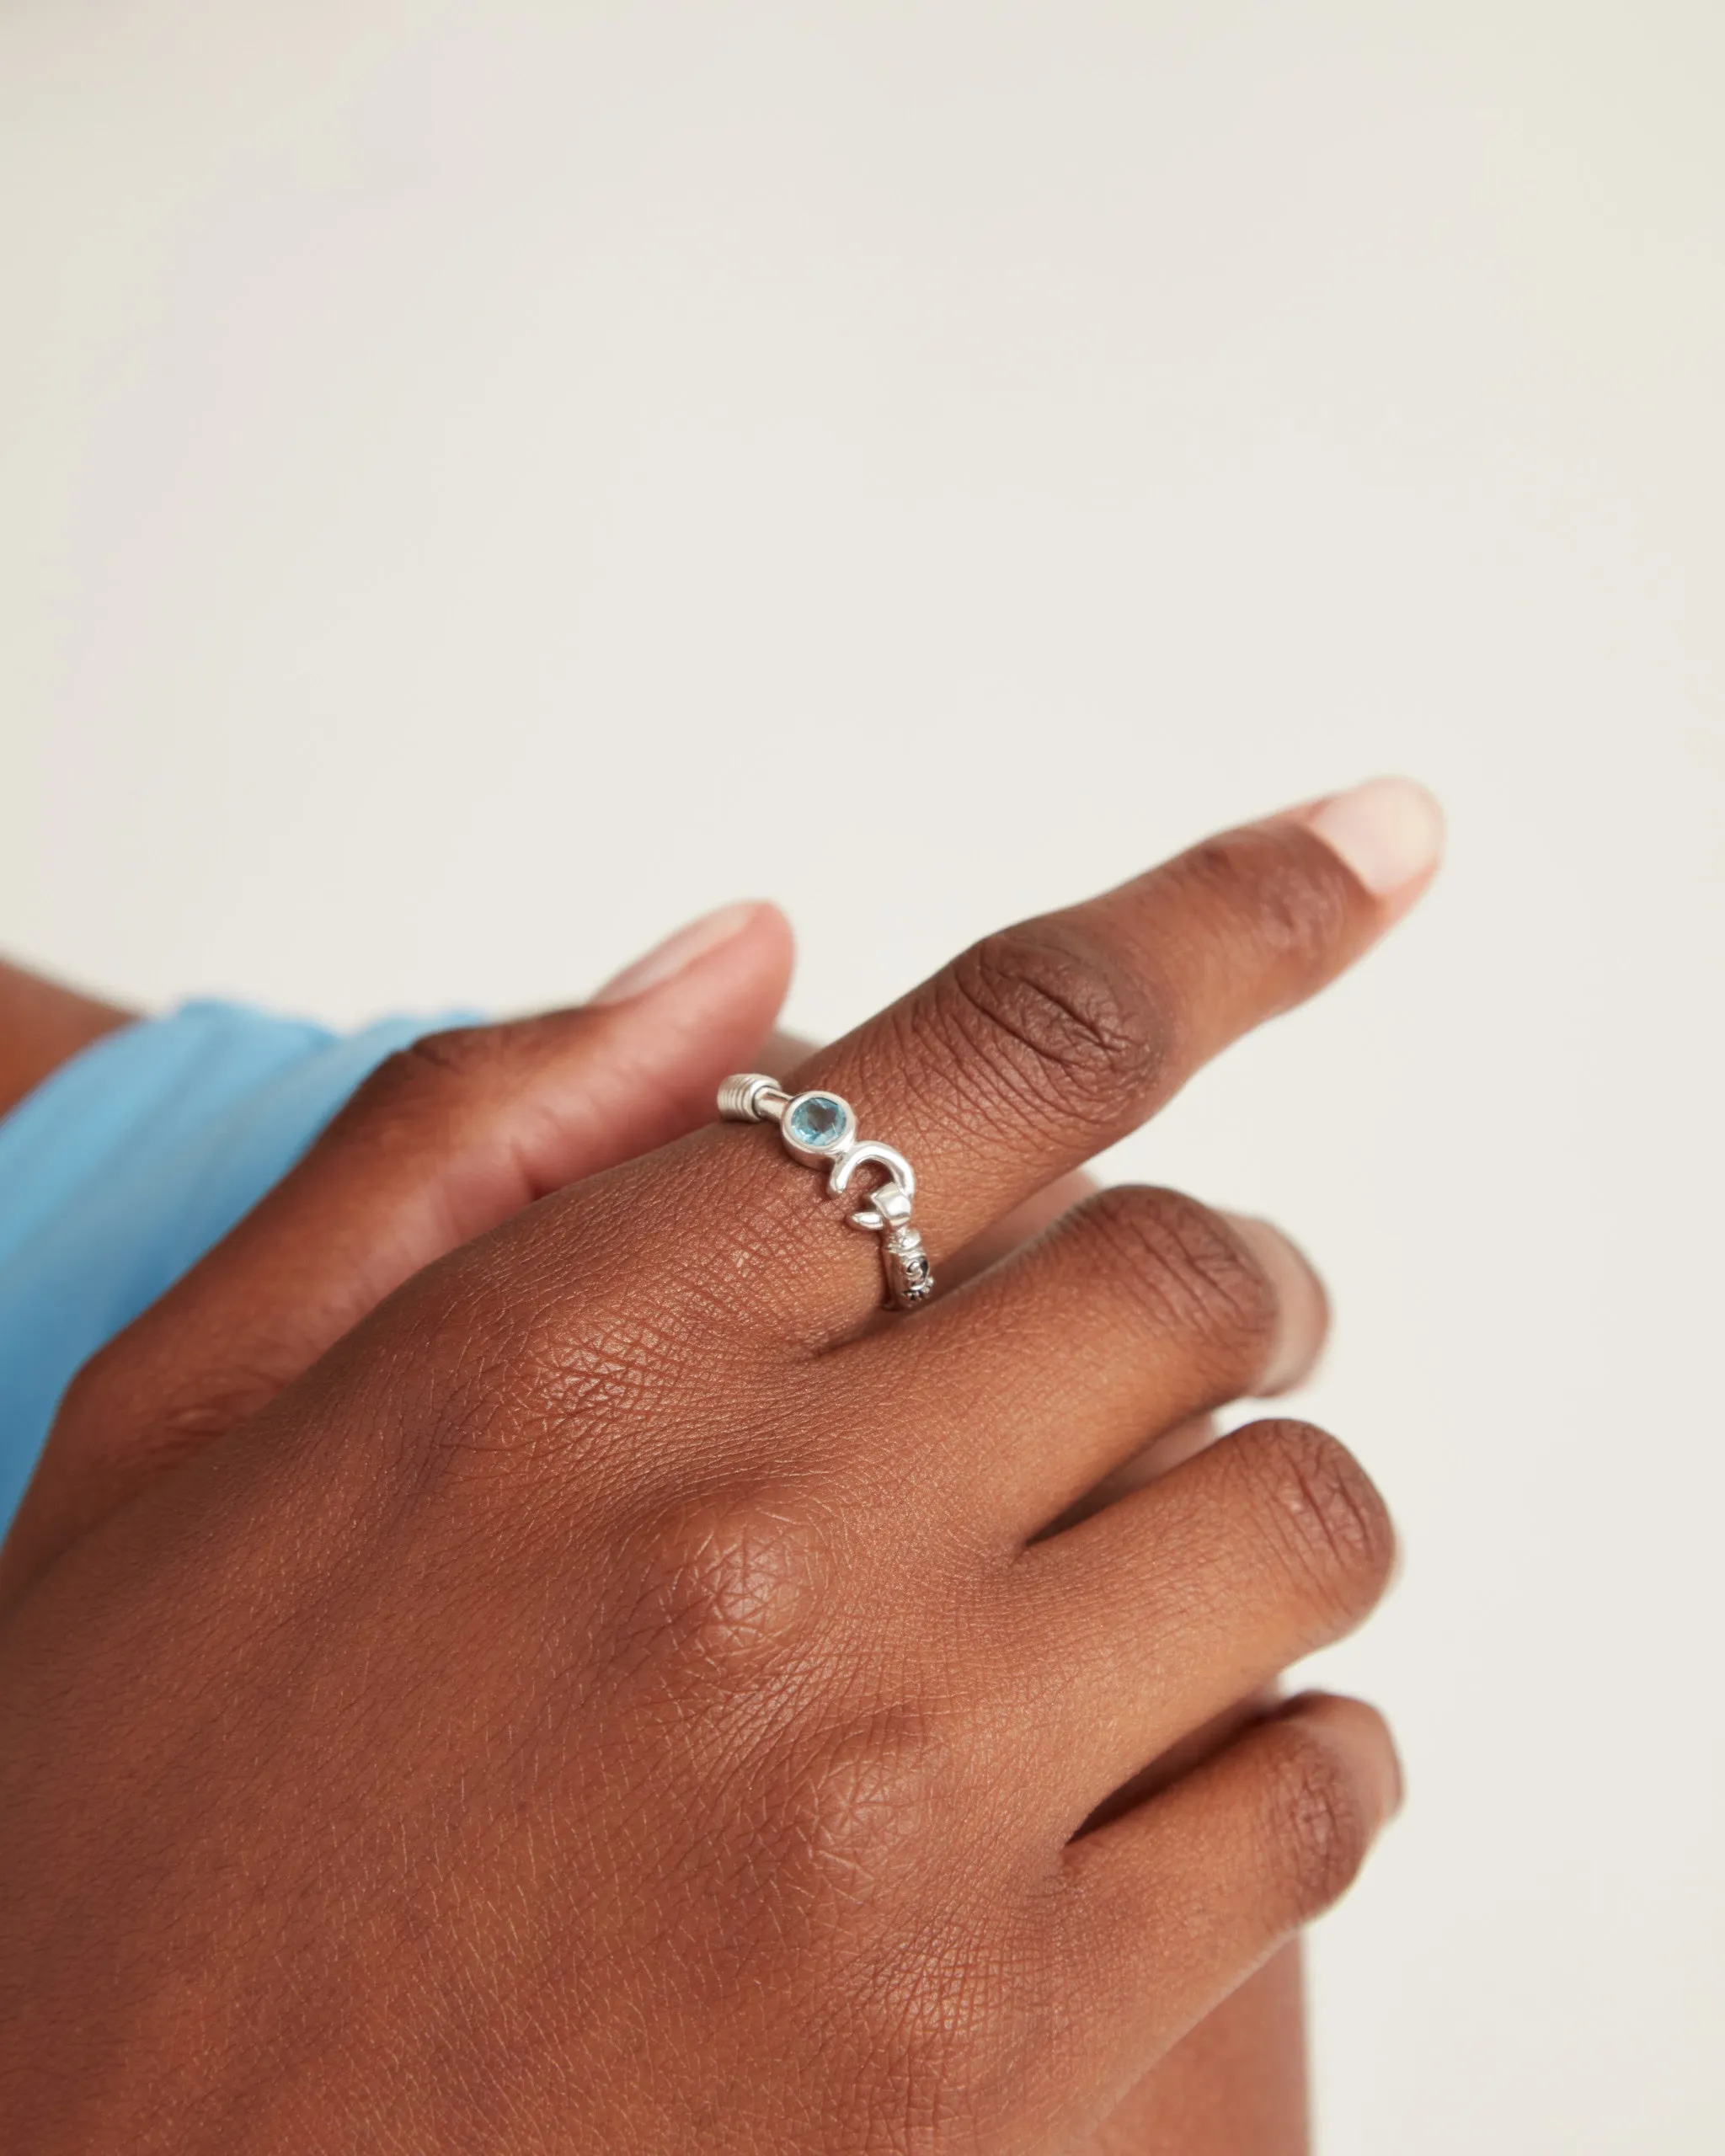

left=3, top=901, right=793, bottom=1595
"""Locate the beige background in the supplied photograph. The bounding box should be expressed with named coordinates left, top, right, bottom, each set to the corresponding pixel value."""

left=3, top=3, right=1722, bottom=2147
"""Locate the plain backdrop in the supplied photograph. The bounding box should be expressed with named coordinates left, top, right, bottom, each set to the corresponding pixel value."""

left=3, top=3, right=1722, bottom=2148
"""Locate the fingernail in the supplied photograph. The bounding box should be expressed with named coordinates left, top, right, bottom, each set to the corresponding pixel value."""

left=1301, top=776, right=1445, bottom=898
left=1224, top=1214, right=1329, bottom=1395
left=591, top=902, right=763, bottom=1005
left=1378, top=1727, right=1407, bottom=1822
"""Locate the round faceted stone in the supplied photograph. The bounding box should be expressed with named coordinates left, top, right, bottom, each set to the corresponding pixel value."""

left=785, top=1092, right=849, bottom=1149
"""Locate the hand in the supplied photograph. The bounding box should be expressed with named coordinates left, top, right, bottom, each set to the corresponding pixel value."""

left=0, top=925, right=1104, bottom=1592
left=0, top=783, right=1439, bottom=2153
left=5, top=915, right=1252, bottom=2156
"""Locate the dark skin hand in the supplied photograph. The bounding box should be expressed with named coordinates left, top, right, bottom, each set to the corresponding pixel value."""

left=0, top=963, right=1305, bottom=2156
left=0, top=969, right=1308, bottom=2156
left=0, top=963, right=1309, bottom=2154
left=0, top=958, right=129, bottom=1113
left=0, top=789, right=1436, bottom=2150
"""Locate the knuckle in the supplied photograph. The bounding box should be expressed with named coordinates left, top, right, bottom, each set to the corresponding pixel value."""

left=1258, top=1717, right=1375, bottom=1918
left=1231, top=1420, right=1397, bottom=1632
left=395, top=1235, right=782, bottom=1502
left=1172, top=824, right=1354, bottom=993
left=391, top=1021, right=510, bottom=1085
left=1078, top=1186, right=1279, bottom=1374
left=928, top=922, right=1171, bottom=1139
left=134, top=1364, right=286, bottom=1459
left=51, top=1326, right=240, bottom=1460
left=619, top=1488, right=830, bottom=1685
left=340, top=1023, right=520, bottom=1135
left=764, top=1706, right=944, bottom=1911
left=49, top=1342, right=125, bottom=1448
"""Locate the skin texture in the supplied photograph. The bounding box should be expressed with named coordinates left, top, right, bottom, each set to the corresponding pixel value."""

left=1086, top=1947, right=1307, bottom=2155
left=0, top=802, right=1432, bottom=2151
left=0, top=969, right=1306, bottom=2153
left=0, top=958, right=130, bottom=1115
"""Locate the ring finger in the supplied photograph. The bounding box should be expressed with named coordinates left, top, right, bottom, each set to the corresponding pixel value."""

left=1019, top=1415, right=1397, bottom=1809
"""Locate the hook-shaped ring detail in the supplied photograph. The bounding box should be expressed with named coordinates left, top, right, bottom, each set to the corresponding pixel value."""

left=827, top=1141, right=917, bottom=1231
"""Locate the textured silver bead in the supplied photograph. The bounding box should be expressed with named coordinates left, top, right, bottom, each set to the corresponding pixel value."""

left=882, top=1225, right=934, bottom=1307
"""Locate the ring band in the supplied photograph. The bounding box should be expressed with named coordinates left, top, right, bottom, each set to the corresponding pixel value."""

left=717, top=1075, right=934, bottom=1310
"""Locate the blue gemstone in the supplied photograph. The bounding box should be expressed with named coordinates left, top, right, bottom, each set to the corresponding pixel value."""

left=786, top=1093, right=846, bottom=1148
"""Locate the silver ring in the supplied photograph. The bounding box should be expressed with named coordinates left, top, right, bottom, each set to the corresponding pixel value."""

left=716, top=1075, right=934, bottom=1310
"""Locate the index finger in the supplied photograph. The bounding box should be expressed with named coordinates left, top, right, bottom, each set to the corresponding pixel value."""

left=706, top=777, right=1441, bottom=1334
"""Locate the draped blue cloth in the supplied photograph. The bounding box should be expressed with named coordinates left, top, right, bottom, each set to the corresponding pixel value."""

left=0, top=1002, right=467, bottom=1536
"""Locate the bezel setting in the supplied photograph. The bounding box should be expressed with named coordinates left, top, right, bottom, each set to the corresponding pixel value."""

left=777, top=1090, right=858, bottom=1165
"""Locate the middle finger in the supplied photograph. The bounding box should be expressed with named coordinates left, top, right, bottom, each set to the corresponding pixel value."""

left=850, top=1184, right=1329, bottom=1537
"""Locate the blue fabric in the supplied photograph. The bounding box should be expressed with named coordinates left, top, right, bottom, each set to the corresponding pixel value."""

left=0, top=1001, right=469, bottom=1537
